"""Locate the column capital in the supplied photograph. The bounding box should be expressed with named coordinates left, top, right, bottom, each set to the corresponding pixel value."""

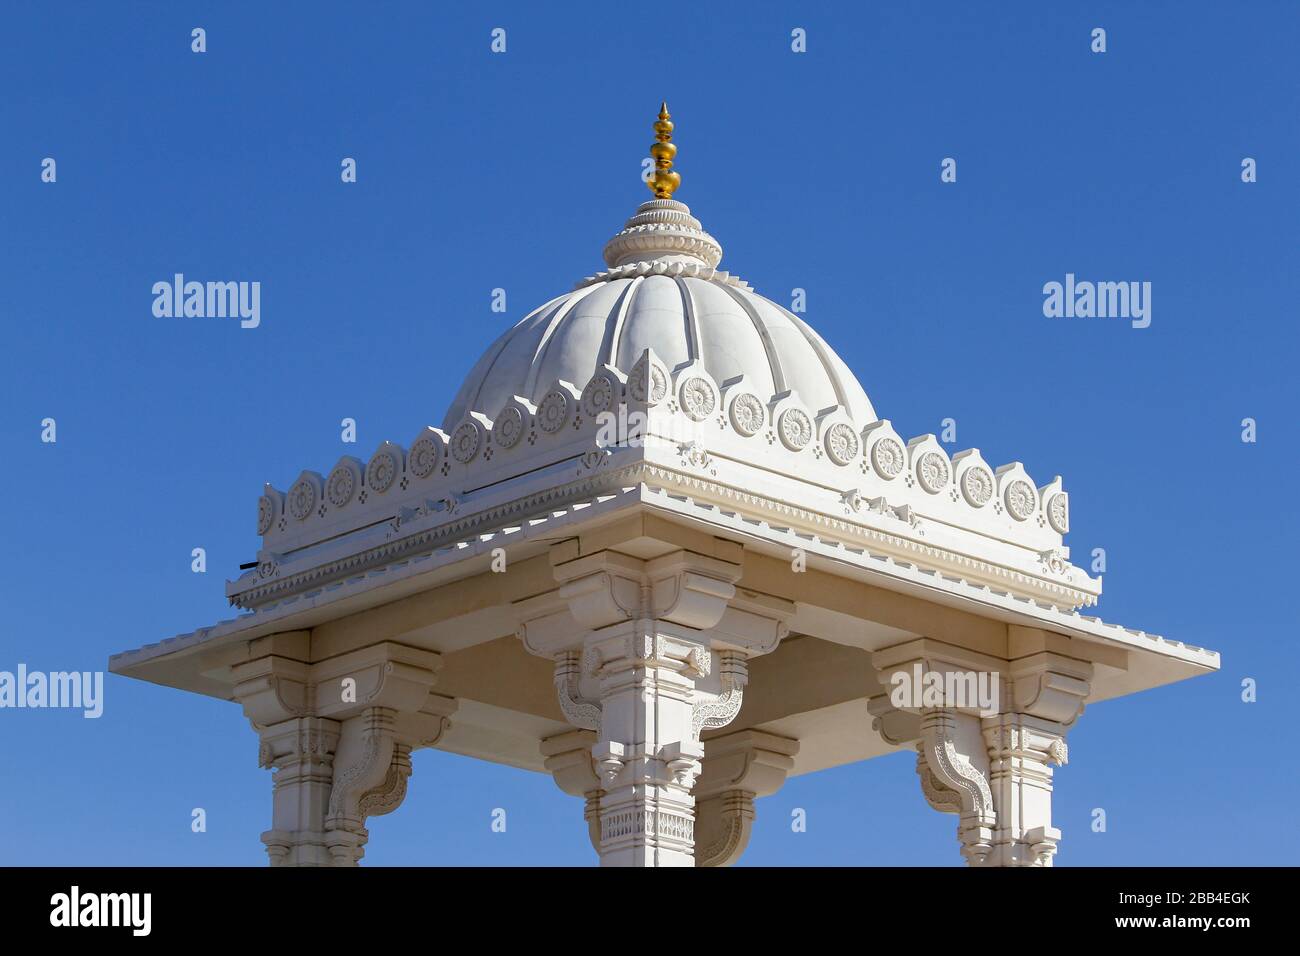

left=233, top=642, right=449, bottom=728
left=234, top=638, right=455, bottom=867
left=520, top=545, right=795, bottom=866
left=1009, top=651, right=1092, bottom=726
left=870, top=637, right=1092, bottom=867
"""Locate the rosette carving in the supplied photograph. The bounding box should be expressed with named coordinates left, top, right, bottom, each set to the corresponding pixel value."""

left=679, top=376, right=717, bottom=422
left=916, top=451, right=950, bottom=493
left=538, top=389, right=571, bottom=433
left=961, top=466, right=994, bottom=507
left=494, top=406, right=526, bottom=448
left=450, top=421, right=481, bottom=463
left=408, top=435, right=441, bottom=478
left=871, top=437, right=905, bottom=479
left=1004, top=480, right=1036, bottom=521
left=824, top=423, right=860, bottom=466
left=728, top=392, right=765, bottom=436
left=366, top=450, right=398, bottom=493
left=778, top=408, right=812, bottom=451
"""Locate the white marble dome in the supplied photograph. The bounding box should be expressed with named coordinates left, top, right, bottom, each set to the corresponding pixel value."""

left=443, top=199, right=876, bottom=430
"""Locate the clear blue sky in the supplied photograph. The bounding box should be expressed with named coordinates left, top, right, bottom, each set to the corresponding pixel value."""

left=1, top=1, right=1295, bottom=866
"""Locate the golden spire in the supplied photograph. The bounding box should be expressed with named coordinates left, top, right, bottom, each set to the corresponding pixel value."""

left=647, top=101, right=681, bottom=199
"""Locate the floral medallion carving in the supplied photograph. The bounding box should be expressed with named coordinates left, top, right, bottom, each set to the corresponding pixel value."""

left=628, top=355, right=668, bottom=403
left=961, top=466, right=994, bottom=507
left=288, top=480, right=315, bottom=521
left=366, top=450, right=398, bottom=493
left=326, top=466, right=356, bottom=508
left=1004, top=479, right=1037, bottom=521
left=916, top=451, right=950, bottom=493
left=538, top=389, right=570, bottom=433
left=581, top=373, right=617, bottom=418
left=870, top=437, right=905, bottom=479
left=1046, top=492, right=1070, bottom=534
left=679, top=376, right=716, bottom=422
left=824, top=422, right=860, bottom=465
left=257, top=495, right=275, bottom=535
left=408, top=436, right=440, bottom=478
left=450, top=422, right=481, bottom=463
left=494, top=406, right=525, bottom=448
left=778, top=407, right=812, bottom=451
left=729, top=392, right=765, bottom=436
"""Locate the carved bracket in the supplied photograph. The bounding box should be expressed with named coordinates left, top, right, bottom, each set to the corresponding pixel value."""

left=691, top=651, right=748, bottom=738
left=553, top=650, right=601, bottom=732
left=325, top=707, right=407, bottom=865
left=919, top=709, right=995, bottom=866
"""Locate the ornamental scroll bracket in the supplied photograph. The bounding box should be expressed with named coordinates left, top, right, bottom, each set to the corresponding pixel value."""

left=553, top=649, right=601, bottom=733
left=918, top=708, right=996, bottom=866
left=692, top=650, right=748, bottom=738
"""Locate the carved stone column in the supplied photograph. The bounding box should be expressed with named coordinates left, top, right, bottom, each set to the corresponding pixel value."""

left=256, top=715, right=341, bottom=867
left=980, top=651, right=1090, bottom=866
left=233, top=641, right=456, bottom=867
left=871, top=639, right=1091, bottom=867
left=519, top=546, right=793, bottom=867
left=693, top=729, right=798, bottom=867
left=587, top=620, right=710, bottom=866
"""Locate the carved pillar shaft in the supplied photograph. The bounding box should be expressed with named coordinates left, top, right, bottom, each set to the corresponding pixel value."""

left=258, top=716, right=340, bottom=867
left=981, top=714, right=1069, bottom=866
left=589, top=623, right=706, bottom=867
left=520, top=546, right=793, bottom=867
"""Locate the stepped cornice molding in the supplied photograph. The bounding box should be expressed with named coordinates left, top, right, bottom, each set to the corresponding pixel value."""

left=112, top=471, right=1217, bottom=683
left=229, top=455, right=1097, bottom=615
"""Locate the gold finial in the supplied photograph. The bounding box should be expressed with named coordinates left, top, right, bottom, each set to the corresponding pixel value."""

left=647, top=101, right=681, bottom=199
